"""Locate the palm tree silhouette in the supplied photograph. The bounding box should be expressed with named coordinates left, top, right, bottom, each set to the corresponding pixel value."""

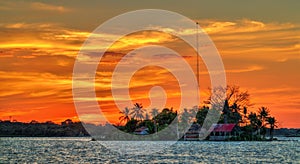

left=248, top=112, right=262, bottom=139
left=266, top=117, right=278, bottom=140
left=130, top=103, right=145, bottom=121
left=258, top=107, right=270, bottom=138
left=248, top=112, right=262, bottom=129
left=150, top=108, right=160, bottom=134
left=119, top=107, right=131, bottom=124
left=248, top=112, right=258, bottom=127
left=150, top=108, right=159, bottom=119
left=258, top=107, right=270, bottom=124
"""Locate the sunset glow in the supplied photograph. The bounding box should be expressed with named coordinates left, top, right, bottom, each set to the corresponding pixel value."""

left=0, top=1, right=299, bottom=128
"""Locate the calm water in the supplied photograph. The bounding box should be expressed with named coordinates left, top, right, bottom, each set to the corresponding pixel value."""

left=0, top=137, right=299, bottom=163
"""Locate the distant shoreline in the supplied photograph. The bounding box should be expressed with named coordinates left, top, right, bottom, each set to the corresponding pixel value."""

left=1, top=135, right=299, bottom=139
left=1, top=136, right=299, bottom=143
left=1, top=120, right=299, bottom=139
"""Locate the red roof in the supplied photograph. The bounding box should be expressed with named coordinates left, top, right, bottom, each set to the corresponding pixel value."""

left=210, top=124, right=235, bottom=132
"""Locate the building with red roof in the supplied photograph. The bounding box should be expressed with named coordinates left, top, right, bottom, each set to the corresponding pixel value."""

left=209, top=123, right=236, bottom=141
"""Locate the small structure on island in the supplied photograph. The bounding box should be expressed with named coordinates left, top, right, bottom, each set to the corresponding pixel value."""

left=134, top=126, right=149, bottom=135
left=184, top=123, right=201, bottom=141
left=61, top=119, right=73, bottom=126
left=209, top=123, right=236, bottom=141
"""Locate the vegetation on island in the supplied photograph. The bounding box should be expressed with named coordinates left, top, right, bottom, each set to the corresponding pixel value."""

left=1, top=85, right=299, bottom=140
left=0, top=119, right=89, bottom=137
left=116, top=85, right=280, bottom=141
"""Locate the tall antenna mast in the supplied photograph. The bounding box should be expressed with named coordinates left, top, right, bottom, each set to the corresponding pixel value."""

left=196, top=22, right=199, bottom=86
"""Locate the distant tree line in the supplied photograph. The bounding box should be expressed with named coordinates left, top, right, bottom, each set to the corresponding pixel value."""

left=0, top=119, right=89, bottom=137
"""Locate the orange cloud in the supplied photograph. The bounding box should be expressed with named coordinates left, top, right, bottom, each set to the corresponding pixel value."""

left=31, top=2, right=71, bottom=12
left=0, top=23, right=88, bottom=55
left=0, top=19, right=299, bottom=128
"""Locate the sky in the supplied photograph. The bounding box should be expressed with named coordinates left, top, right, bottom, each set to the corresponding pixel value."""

left=0, top=0, right=299, bottom=127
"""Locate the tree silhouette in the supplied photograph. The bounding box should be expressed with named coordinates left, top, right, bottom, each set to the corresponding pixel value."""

left=206, top=85, right=252, bottom=124
left=130, top=103, right=145, bottom=121
left=196, top=106, right=209, bottom=126
left=266, top=117, right=278, bottom=140
left=242, top=107, right=248, bottom=125
left=150, top=108, right=160, bottom=133
left=154, top=108, right=177, bottom=128
left=124, top=119, right=138, bottom=133
left=119, top=107, right=131, bottom=124
left=226, top=85, right=252, bottom=108
left=222, top=99, right=230, bottom=123
left=231, top=104, right=242, bottom=125
left=258, top=107, right=270, bottom=124
left=150, top=108, right=159, bottom=119
left=258, top=106, right=270, bottom=138
left=248, top=112, right=261, bottom=130
left=114, top=85, right=281, bottom=140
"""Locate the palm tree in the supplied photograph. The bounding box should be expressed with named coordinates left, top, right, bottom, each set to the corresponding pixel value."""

left=130, top=103, right=145, bottom=121
left=258, top=107, right=270, bottom=138
left=248, top=112, right=258, bottom=128
left=150, top=108, right=159, bottom=134
left=119, top=107, right=131, bottom=124
left=248, top=112, right=262, bottom=129
left=266, top=117, right=278, bottom=140
left=258, top=107, right=270, bottom=124
left=150, top=108, right=159, bottom=119
left=248, top=112, right=262, bottom=139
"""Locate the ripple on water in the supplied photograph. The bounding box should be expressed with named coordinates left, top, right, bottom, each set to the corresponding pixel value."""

left=0, top=137, right=299, bottom=163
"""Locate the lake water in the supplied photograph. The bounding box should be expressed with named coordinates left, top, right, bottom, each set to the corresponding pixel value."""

left=0, top=137, right=299, bottom=163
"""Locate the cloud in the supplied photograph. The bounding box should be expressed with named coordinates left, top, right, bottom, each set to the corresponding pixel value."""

left=198, top=19, right=293, bottom=34
left=0, top=71, right=72, bottom=101
left=0, top=50, right=75, bottom=76
left=0, top=23, right=88, bottom=55
left=114, top=19, right=299, bottom=63
left=226, top=65, right=264, bottom=73
left=199, top=20, right=300, bottom=62
left=251, top=87, right=296, bottom=95
left=0, top=1, right=71, bottom=13
left=30, top=2, right=70, bottom=12
left=0, top=18, right=299, bottom=126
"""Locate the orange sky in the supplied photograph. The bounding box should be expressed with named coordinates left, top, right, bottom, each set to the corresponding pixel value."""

left=0, top=1, right=299, bottom=128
